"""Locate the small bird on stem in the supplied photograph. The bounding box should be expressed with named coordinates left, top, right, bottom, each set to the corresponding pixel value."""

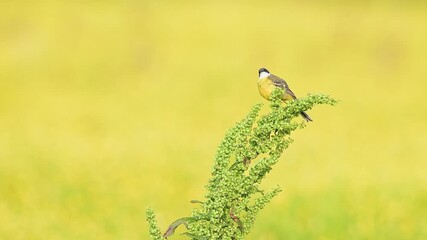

left=258, top=68, right=312, bottom=122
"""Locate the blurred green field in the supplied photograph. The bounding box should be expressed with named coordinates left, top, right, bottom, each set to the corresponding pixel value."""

left=1, top=1, right=426, bottom=239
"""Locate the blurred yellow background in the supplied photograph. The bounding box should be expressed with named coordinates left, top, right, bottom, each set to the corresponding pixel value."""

left=1, top=1, right=426, bottom=239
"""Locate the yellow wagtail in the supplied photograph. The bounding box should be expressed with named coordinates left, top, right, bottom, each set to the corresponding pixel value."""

left=258, top=68, right=312, bottom=122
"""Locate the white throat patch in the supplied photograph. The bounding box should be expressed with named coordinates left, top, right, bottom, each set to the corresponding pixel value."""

left=259, top=71, right=270, bottom=79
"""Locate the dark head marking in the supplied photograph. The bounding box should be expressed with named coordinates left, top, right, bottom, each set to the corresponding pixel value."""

left=258, top=68, right=270, bottom=75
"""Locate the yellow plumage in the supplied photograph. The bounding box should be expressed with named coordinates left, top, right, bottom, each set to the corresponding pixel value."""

left=258, top=76, right=293, bottom=101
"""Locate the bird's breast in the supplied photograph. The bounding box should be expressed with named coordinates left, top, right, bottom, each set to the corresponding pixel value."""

left=258, top=77, right=275, bottom=100
left=258, top=77, right=293, bottom=101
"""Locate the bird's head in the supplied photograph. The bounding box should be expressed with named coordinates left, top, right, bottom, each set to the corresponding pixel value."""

left=258, top=68, right=270, bottom=78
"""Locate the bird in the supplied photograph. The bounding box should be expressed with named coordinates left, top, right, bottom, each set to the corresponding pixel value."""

left=258, top=68, right=312, bottom=122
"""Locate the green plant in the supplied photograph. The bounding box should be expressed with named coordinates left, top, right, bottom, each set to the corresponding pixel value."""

left=147, top=88, right=337, bottom=239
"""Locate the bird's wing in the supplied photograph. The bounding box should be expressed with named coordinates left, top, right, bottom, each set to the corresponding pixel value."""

left=268, top=74, right=297, bottom=99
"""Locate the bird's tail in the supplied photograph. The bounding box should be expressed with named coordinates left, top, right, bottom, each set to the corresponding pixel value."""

left=300, top=111, right=313, bottom=122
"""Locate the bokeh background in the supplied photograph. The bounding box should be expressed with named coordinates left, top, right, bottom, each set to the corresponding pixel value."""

left=1, top=1, right=426, bottom=239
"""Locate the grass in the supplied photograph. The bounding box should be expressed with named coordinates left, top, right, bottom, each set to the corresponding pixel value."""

left=0, top=1, right=426, bottom=239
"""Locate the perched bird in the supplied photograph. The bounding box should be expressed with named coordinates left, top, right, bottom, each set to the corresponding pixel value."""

left=258, top=68, right=312, bottom=122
